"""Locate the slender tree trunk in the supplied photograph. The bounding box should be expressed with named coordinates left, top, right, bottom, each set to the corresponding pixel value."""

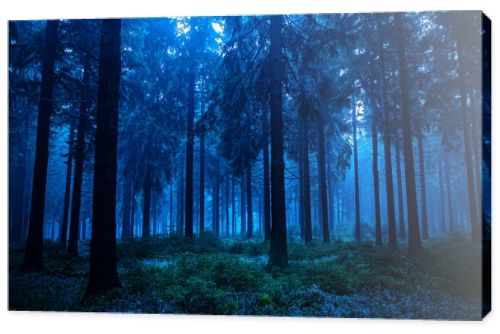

left=262, top=107, right=271, bottom=241
left=301, top=118, right=313, bottom=243
left=22, top=20, right=58, bottom=272
left=456, top=37, right=480, bottom=243
left=68, top=52, right=90, bottom=255
left=231, top=178, right=236, bottom=237
left=327, top=156, right=335, bottom=238
left=394, top=14, right=421, bottom=255
left=142, top=164, right=152, bottom=238
left=86, top=19, right=121, bottom=295
left=352, top=103, right=361, bottom=243
left=60, top=119, right=75, bottom=246
left=246, top=164, right=253, bottom=238
left=185, top=68, right=195, bottom=239
left=152, top=192, right=157, bottom=235
left=377, top=37, right=398, bottom=247
left=371, top=110, right=382, bottom=246
left=169, top=183, right=174, bottom=236
left=268, top=15, right=288, bottom=267
left=383, top=136, right=397, bottom=247
left=225, top=177, right=230, bottom=237
left=417, top=132, right=429, bottom=239
left=317, top=121, right=330, bottom=243
left=298, top=146, right=305, bottom=240
left=240, top=179, right=246, bottom=236
left=131, top=185, right=136, bottom=237
left=199, top=132, right=205, bottom=234
left=395, top=141, right=406, bottom=239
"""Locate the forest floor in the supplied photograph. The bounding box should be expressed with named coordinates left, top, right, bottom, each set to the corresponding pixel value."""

left=9, top=234, right=483, bottom=319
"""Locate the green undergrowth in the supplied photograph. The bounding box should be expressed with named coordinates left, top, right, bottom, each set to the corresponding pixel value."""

left=9, top=234, right=482, bottom=319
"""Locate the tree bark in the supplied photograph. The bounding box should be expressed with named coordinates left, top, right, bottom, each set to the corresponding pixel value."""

left=371, top=106, right=382, bottom=246
left=199, top=132, right=205, bottom=233
left=377, top=36, right=398, bottom=248
left=240, top=178, right=246, bottom=236
left=142, top=164, right=152, bottom=238
left=262, top=107, right=271, bottom=241
left=231, top=178, right=236, bottom=236
left=85, top=19, right=121, bottom=295
left=225, top=177, right=230, bottom=237
left=301, top=119, right=313, bottom=243
left=456, top=37, right=480, bottom=243
left=395, top=140, right=406, bottom=239
left=268, top=15, right=288, bottom=267
left=318, top=122, right=330, bottom=243
left=169, top=183, right=174, bottom=235
left=352, top=102, right=361, bottom=243
left=394, top=13, right=421, bottom=255
left=417, top=132, right=429, bottom=239
left=68, top=52, right=90, bottom=255
left=60, top=119, right=75, bottom=246
left=23, top=20, right=58, bottom=272
left=246, top=165, right=253, bottom=238
left=185, top=67, right=195, bottom=239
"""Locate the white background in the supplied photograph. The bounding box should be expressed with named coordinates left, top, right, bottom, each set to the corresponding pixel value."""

left=0, top=0, right=498, bottom=333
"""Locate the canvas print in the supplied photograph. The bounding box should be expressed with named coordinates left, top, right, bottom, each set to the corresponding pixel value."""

left=8, top=11, right=491, bottom=319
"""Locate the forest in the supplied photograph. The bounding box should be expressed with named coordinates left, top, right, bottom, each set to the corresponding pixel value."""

left=8, top=11, right=490, bottom=319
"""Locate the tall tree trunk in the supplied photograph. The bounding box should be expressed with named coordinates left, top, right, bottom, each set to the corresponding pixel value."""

left=22, top=20, right=58, bottom=272
left=185, top=68, right=195, bottom=239
left=327, top=155, right=335, bottom=238
left=240, top=179, right=246, bottom=236
left=86, top=19, right=121, bottom=295
left=377, top=37, right=397, bottom=248
left=68, top=52, right=90, bottom=255
left=262, top=107, right=271, bottom=241
left=301, top=118, right=313, bottom=243
left=60, top=119, right=75, bottom=246
left=142, top=164, right=152, bottom=238
left=152, top=192, right=157, bottom=235
left=246, top=164, right=253, bottom=238
left=456, top=37, right=480, bottom=243
left=395, top=140, right=406, bottom=239
left=417, top=132, right=429, bottom=239
left=318, top=121, right=330, bottom=243
left=231, top=178, right=236, bottom=237
left=169, top=183, right=174, bottom=235
left=394, top=14, right=421, bottom=255
left=268, top=15, right=288, bottom=267
left=131, top=185, right=136, bottom=237
left=225, top=177, right=230, bottom=237
left=352, top=103, right=361, bottom=243
left=298, top=146, right=305, bottom=240
left=371, top=110, right=382, bottom=246
left=199, top=132, right=205, bottom=234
